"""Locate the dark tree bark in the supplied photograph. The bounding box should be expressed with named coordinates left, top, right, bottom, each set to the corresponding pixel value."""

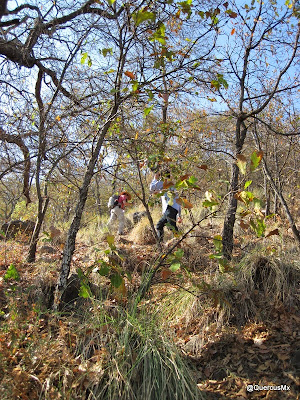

left=94, top=175, right=102, bottom=218
left=222, top=119, right=247, bottom=260
left=27, top=197, right=50, bottom=262
left=54, top=106, right=119, bottom=308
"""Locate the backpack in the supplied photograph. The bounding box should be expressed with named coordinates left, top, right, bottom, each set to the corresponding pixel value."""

left=107, top=194, right=119, bottom=210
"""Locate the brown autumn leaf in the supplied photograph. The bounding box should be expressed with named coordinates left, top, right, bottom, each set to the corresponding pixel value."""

left=179, top=174, right=190, bottom=181
left=265, top=228, right=279, bottom=238
left=235, top=191, right=244, bottom=202
left=198, top=164, right=208, bottom=170
left=124, top=70, right=136, bottom=80
left=161, top=269, right=172, bottom=280
left=163, top=180, right=174, bottom=189
left=240, top=220, right=249, bottom=230
left=178, top=197, right=193, bottom=209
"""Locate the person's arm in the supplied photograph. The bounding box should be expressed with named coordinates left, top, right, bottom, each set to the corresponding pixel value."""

left=177, top=205, right=182, bottom=223
left=149, top=173, right=163, bottom=192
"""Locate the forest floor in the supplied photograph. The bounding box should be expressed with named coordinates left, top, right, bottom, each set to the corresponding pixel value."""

left=0, top=230, right=299, bottom=399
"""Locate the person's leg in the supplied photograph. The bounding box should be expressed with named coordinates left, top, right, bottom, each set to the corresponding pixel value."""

left=165, top=206, right=178, bottom=233
left=156, top=213, right=168, bottom=242
left=107, top=208, right=117, bottom=231
left=114, top=207, right=125, bottom=234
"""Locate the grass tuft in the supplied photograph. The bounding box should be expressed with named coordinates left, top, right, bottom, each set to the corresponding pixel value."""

left=74, top=301, right=203, bottom=400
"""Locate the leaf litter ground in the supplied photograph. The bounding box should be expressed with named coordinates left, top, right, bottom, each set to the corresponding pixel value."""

left=0, top=234, right=299, bottom=399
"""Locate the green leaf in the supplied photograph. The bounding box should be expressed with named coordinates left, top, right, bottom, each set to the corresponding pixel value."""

left=77, top=267, right=84, bottom=280
left=132, top=81, right=139, bottom=92
left=188, top=175, right=197, bottom=185
left=146, top=89, right=154, bottom=100
left=174, top=248, right=184, bottom=259
left=244, top=180, right=252, bottom=189
left=79, top=283, right=92, bottom=298
left=211, top=79, right=220, bottom=89
left=250, top=150, right=263, bottom=171
left=209, top=253, right=223, bottom=259
left=169, top=262, right=181, bottom=272
left=98, top=262, right=110, bottom=276
left=250, top=218, right=266, bottom=237
left=107, top=0, right=116, bottom=5
left=236, top=154, right=247, bottom=175
left=150, top=23, right=166, bottom=45
left=217, top=73, right=228, bottom=89
left=4, top=264, right=19, bottom=281
left=102, top=48, right=113, bottom=57
left=81, top=52, right=88, bottom=65
left=144, top=105, right=154, bottom=116
left=106, top=234, right=115, bottom=247
left=178, top=0, right=193, bottom=18
left=213, top=235, right=223, bottom=253
left=111, top=273, right=123, bottom=288
left=218, top=257, right=229, bottom=273
left=202, top=199, right=218, bottom=208
left=133, top=10, right=156, bottom=26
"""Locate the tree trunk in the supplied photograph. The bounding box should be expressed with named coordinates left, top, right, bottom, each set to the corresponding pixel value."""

left=222, top=163, right=239, bottom=260
left=264, top=175, right=270, bottom=216
left=253, top=126, right=300, bottom=245
left=95, top=175, right=102, bottom=217
left=222, top=119, right=246, bottom=260
left=54, top=107, right=118, bottom=308
left=27, top=197, right=50, bottom=262
left=262, top=161, right=300, bottom=245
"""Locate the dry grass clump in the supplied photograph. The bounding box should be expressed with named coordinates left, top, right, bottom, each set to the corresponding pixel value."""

left=128, top=217, right=156, bottom=245
left=155, top=246, right=300, bottom=335
left=217, top=250, right=300, bottom=324
left=1, top=277, right=203, bottom=400
left=74, top=302, right=203, bottom=400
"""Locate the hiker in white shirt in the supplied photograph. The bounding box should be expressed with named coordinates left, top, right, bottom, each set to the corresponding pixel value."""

left=150, top=171, right=182, bottom=242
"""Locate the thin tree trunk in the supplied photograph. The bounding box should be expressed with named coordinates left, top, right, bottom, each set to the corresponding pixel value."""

left=222, top=119, right=247, bottom=260
left=263, top=160, right=300, bottom=244
left=264, top=174, right=270, bottom=217
left=27, top=70, right=46, bottom=263
left=54, top=107, right=118, bottom=308
left=27, top=197, right=50, bottom=262
left=222, top=162, right=239, bottom=259
left=95, top=175, right=102, bottom=217
left=253, top=127, right=300, bottom=245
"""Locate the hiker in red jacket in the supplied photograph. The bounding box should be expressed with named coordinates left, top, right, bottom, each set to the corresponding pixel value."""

left=107, top=191, right=131, bottom=235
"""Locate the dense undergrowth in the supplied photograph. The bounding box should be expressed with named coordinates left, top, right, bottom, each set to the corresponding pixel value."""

left=0, top=211, right=299, bottom=399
